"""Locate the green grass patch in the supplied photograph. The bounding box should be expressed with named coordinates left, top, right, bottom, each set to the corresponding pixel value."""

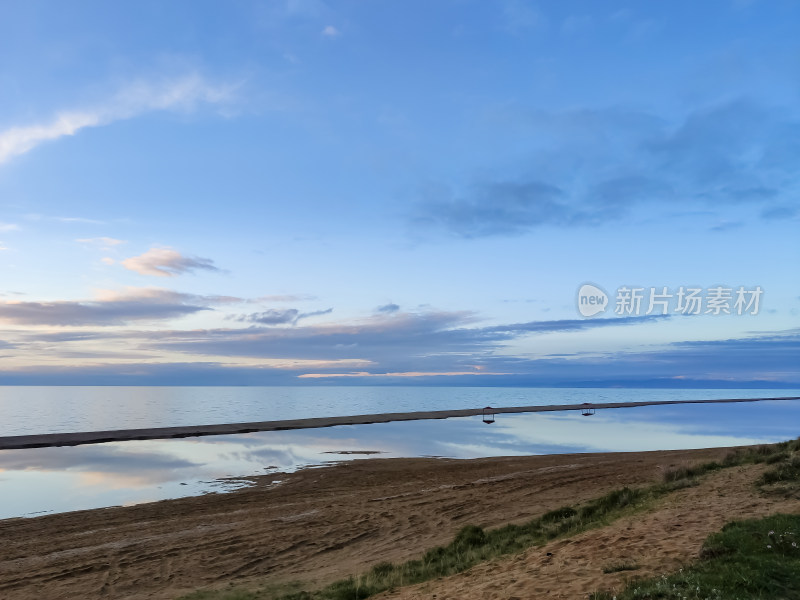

left=591, top=513, right=800, bottom=600
left=757, top=453, right=800, bottom=498
left=661, top=461, right=722, bottom=484
left=602, top=562, right=640, bottom=574
left=759, top=455, right=800, bottom=486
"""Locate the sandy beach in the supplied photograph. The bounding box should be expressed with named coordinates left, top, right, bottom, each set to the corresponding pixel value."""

left=1, top=446, right=798, bottom=600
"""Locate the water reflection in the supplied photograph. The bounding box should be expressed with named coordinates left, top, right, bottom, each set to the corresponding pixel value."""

left=1, top=400, right=799, bottom=520
left=2, top=386, right=798, bottom=436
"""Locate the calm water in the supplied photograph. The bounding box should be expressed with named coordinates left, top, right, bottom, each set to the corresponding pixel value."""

left=0, top=386, right=797, bottom=435
left=0, top=387, right=799, bottom=520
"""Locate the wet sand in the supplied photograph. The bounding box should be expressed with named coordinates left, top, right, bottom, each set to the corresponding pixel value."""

left=4, top=446, right=794, bottom=599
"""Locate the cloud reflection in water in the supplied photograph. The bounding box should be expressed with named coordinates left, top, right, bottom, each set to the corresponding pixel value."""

left=1, top=400, right=799, bottom=519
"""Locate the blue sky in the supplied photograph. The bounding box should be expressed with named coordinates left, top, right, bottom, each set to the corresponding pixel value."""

left=0, top=0, right=798, bottom=386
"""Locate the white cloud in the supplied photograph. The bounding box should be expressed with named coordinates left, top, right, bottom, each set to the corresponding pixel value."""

left=77, top=237, right=127, bottom=248
left=322, top=25, right=340, bottom=37
left=122, top=247, right=220, bottom=277
left=0, top=74, right=238, bottom=165
left=57, top=216, right=105, bottom=224
left=0, top=222, right=19, bottom=232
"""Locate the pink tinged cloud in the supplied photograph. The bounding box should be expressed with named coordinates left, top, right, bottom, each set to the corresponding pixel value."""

left=122, top=248, right=219, bottom=277
left=297, top=371, right=509, bottom=378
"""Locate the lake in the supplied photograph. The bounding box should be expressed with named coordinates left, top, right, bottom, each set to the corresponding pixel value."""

left=0, top=386, right=798, bottom=520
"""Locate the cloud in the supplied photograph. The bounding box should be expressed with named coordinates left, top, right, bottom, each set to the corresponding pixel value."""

left=415, top=100, right=800, bottom=238
left=238, top=308, right=300, bottom=325
left=298, top=370, right=504, bottom=379
left=377, top=303, right=400, bottom=314
left=146, top=311, right=668, bottom=370
left=252, top=294, right=317, bottom=303
left=122, top=247, right=219, bottom=277
left=56, top=216, right=105, bottom=224
left=92, top=287, right=240, bottom=305
left=0, top=287, right=224, bottom=326
left=1, top=309, right=795, bottom=385
left=485, top=314, right=668, bottom=334
left=6, top=327, right=797, bottom=386
left=234, top=307, right=333, bottom=326
left=290, top=327, right=800, bottom=386
left=415, top=181, right=571, bottom=238
left=709, top=221, right=743, bottom=232
left=18, top=331, right=117, bottom=343
left=322, top=25, right=340, bottom=37
left=300, top=307, right=334, bottom=319
left=77, top=237, right=126, bottom=248
left=761, top=206, right=797, bottom=220
left=0, top=222, right=19, bottom=232
left=0, top=74, right=236, bottom=165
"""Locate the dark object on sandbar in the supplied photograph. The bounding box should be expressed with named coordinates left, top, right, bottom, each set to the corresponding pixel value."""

left=482, top=406, right=495, bottom=424
left=581, top=403, right=595, bottom=416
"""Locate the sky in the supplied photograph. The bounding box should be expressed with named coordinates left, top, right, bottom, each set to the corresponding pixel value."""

left=0, top=0, right=798, bottom=386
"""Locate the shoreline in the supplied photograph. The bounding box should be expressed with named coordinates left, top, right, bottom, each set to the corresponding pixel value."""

left=1, top=395, right=798, bottom=450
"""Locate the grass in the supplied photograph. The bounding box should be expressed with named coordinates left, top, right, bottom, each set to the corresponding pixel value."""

left=759, top=455, right=800, bottom=486
left=757, top=450, right=800, bottom=499
left=590, top=513, right=800, bottom=600
left=274, top=486, right=654, bottom=600
left=179, top=438, right=800, bottom=600
left=181, top=582, right=308, bottom=600
left=602, top=562, right=640, bottom=574
left=179, top=485, right=657, bottom=600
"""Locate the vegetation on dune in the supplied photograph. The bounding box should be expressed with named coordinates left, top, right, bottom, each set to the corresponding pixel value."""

left=178, top=438, right=800, bottom=600
left=591, top=513, right=800, bottom=600
left=602, top=562, right=641, bottom=574
left=181, top=485, right=654, bottom=600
